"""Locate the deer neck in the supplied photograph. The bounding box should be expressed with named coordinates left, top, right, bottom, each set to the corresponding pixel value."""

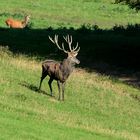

left=58, top=58, right=74, bottom=81
left=62, top=58, right=75, bottom=72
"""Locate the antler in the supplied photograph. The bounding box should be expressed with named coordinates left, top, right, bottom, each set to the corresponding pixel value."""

left=63, top=35, right=80, bottom=53
left=48, top=35, right=68, bottom=53
left=48, top=34, right=80, bottom=53
left=63, top=35, right=73, bottom=51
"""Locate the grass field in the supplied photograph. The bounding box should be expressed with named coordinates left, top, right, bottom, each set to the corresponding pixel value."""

left=0, top=0, right=140, bottom=140
left=0, top=0, right=140, bottom=29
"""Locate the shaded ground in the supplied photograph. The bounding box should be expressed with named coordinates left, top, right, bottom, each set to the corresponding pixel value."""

left=0, top=24, right=140, bottom=88
left=92, top=62, right=140, bottom=89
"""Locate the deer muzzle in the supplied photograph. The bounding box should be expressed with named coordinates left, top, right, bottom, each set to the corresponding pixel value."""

left=75, top=58, right=80, bottom=64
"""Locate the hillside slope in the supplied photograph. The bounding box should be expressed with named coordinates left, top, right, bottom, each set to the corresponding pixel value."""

left=0, top=0, right=140, bottom=139
left=0, top=47, right=140, bottom=140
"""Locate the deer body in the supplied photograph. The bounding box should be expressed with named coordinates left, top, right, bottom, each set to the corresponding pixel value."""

left=39, top=35, right=80, bottom=101
left=5, top=15, right=30, bottom=28
left=42, top=59, right=72, bottom=82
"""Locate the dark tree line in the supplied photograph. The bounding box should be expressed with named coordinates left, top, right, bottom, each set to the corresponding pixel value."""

left=115, top=0, right=140, bottom=10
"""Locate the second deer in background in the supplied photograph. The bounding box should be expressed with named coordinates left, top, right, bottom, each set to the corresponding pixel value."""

left=39, top=35, right=80, bottom=101
left=5, top=15, right=30, bottom=28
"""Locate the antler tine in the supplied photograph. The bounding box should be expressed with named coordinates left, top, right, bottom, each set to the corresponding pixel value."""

left=54, top=35, right=63, bottom=50
left=75, top=46, right=80, bottom=53
left=68, top=35, right=73, bottom=51
left=55, top=35, right=68, bottom=53
left=48, top=34, right=68, bottom=53
left=72, top=42, right=79, bottom=51
left=63, top=35, right=73, bottom=51
left=48, top=35, right=55, bottom=44
left=62, top=43, right=68, bottom=53
left=72, top=42, right=80, bottom=53
left=67, top=35, right=72, bottom=44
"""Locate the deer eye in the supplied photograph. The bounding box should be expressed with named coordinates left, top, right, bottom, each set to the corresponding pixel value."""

left=73, top=53, right=77, bottom=57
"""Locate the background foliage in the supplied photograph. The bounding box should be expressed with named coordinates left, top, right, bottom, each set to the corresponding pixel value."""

left=115, top=0, right=140, bottom=10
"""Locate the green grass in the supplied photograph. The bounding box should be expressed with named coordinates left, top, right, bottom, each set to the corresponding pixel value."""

left=0, top=0, right=140, bottom=139
left=0, top=47, right=140, bottom=140
left=0, top=0, right=140, bottom=29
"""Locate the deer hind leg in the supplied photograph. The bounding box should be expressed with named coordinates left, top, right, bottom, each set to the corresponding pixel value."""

left=62, top=82, right=66, bottom=101
left=57, top=81, right=61, bottom=100
left=39, top=68, right=48, bottom=90
left=48, top=77, right=53, bottom=96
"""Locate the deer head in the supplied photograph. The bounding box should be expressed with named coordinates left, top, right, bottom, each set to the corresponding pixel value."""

left=48, top=34, right=80, bottom=64
left=22, top=15, right=30, bottom=26
left=25, top=15, right=30, bottom=21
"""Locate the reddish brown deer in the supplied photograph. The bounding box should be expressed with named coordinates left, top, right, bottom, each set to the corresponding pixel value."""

left=5, top=15, right=30, bottom=28
left=39, top=35, right=80, bottom=101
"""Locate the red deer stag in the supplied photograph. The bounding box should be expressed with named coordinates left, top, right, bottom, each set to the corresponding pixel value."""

left=39, top=35, right=80, bottom=101
left=5, top=15, right=30, bottom=28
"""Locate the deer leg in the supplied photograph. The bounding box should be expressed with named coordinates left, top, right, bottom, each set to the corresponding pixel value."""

left=39, top=69, right=48, bottom=90
left=62, top=82, right=66, bottom=101
left=57, top=81, right=61, bottom=100
left=48, top=78, right=53, bottom=96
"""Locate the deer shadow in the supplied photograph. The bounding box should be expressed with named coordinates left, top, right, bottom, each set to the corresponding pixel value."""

left=19, top=81, right=52, bottom=97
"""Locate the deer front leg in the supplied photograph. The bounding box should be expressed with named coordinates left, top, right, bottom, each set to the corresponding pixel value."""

left=48, top=78, right=53, bottom=96
left=62, top=82, right=66, bottom=101
left=57, top=81, right=61, bottom=100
